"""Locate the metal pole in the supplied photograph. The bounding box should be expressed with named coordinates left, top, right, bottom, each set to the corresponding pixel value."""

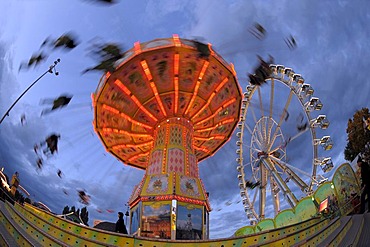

left=0, top=59, right=61, bottom=125
left=125, top=202, right=130, bottom=233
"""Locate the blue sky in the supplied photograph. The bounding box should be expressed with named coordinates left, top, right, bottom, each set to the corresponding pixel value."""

left=0, top=0, right=369, bottom=239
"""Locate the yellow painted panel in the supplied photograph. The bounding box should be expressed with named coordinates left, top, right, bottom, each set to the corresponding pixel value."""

left=141, top=173, right=173, bottom=196
left=175, top=174, right=205, bottom=200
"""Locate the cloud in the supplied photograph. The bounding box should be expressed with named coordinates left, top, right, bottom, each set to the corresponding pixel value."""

left=209, top=208, right=247, bottom=238
left=0, top=42, right=18, bottom=114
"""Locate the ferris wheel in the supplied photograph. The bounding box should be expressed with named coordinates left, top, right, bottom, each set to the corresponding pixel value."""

left=236, top=64, right=334, bottom=225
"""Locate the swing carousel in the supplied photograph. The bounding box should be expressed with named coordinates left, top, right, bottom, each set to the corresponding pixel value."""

left=92, top=35, right=242, bottom=240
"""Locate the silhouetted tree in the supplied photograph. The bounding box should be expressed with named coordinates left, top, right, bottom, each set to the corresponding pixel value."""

left=344, top=108, right=370, bottom=161
left=62, top=205, right=89, bottom=226
left=80, top=207, right=89, bottom=226
left=62, top=206, right=70, bottom=214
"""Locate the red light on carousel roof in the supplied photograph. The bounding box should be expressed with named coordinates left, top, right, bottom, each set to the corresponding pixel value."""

left=114, top=79, right=131, bottom=95
left=222, top=98, right=237, bottom=108
left=134, top=41, right=141, bottom=54
left=101, top=128, right=151, bottom=138
left=194, top=146, right=211, bottom=154
left=221, top=118, right=236, bottom=124
left=149, top=81, right=167, bottom=117
left=194, top=136, right=225, bottom=142
left=215, top=77, right=230, bottom=92
left=174, top=53, right=179, bottom=75
left=194, top=117, right=236, bottom=132
left=112, top=141, right=153, bottom=150
left=174, top=76, right=179, bottom=114
left=140, top=60, right=153, bottom=81
left=174, top=53, right=180, bottom=115
left=185, top=61, right=209, bottom=116
left=198, top=60, right=209, bottom=81
left=102, top=104, right=119, bottom=114
left=191, top=76, right=229, bottom=120
left=128, top=152, right=149, bottom=162
left=172, top=34, right=181, bottom=47
left=102, top=104, right=153, bottom=129
left=194, top=98, right=236, bottom=127
left=114, top=79, right=158, bottom=122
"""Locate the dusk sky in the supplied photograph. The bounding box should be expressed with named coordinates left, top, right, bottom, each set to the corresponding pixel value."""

left=0, top=0, right=369, bottom=239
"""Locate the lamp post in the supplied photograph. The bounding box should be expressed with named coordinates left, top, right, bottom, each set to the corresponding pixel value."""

left=0, top=59, right=61, bottom=125
left=125, top=203, right=129, bottom=233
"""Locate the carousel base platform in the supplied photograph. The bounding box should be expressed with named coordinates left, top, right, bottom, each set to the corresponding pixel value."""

left=0, top=199, right=369, bottom=247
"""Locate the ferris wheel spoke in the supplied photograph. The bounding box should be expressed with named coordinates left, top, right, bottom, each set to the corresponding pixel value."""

left=288, top=127, right=310, bottom=143
left=270, top=176, right=280, bottom=215
left=251, top=135, right=263, bottom=150
left=257, top=87, right=264, bottom=117
left=243, top=143, right=261, bottom=153
left=268, top=90, right=294, bottom=150
left=244, top=122, right=254, bottom=136
left=250, top=103, right=258, bottom=125
left=262, top=158, right=298, bottom=208
left=259, top=165, right=267, bottom=219
left=270, top=157, right=309, bottom=193
left=256, top=121, right=265, bottom=144
left=252, top=160, right=261, bottom=173
left=268, top=132, right=285, bottom=152
left=269, top=155, right=312, bottom=180
left=267, top=78, right=275, bottom=144
left=251, top=122, right=264, bottom=148
left=250, top=188, right=259, bottom=220
left=250, top=104, right=266, bottom=144
left=269, top=139, right=284, bottom=154
left=251, top=185, right=258, bottom=205
left=249, top=144, right=261, bottom=155
left=257, top=87, right=267, bottom=141
left=252, top=166, right=260, bottom=181
left=264, top=117, right=268, bottom=144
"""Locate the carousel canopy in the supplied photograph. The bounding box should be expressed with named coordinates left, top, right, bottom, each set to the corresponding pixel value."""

left=93, top=35, right=242, bottom=169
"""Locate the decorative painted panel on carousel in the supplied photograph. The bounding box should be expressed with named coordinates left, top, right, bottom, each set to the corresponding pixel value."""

left=167, top=148, right=185, bottom=174
left=145, top=174, right=170, bottom=195
left=148, top=150, right=163, bottom=175
left=188, top=154, right=198, bottom=177
left=177, top=175, right=202, bottom=199
left=169, top=125, right=183, bottom=146
left=155, top=127, right=166, bottom=147
left=186, top=130, right=192, bottom=150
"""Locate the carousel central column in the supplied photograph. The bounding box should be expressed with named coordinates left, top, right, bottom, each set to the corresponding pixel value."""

left=147, top=117, right=197, bottom=178
left=128, top=117, right=210, bottom=240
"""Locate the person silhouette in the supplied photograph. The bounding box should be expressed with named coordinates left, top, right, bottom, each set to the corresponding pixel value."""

left=115, top=212, right=128, bottom=234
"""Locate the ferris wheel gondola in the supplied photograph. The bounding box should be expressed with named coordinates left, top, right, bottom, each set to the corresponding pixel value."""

left=236, top=64, right=333, bottom=224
